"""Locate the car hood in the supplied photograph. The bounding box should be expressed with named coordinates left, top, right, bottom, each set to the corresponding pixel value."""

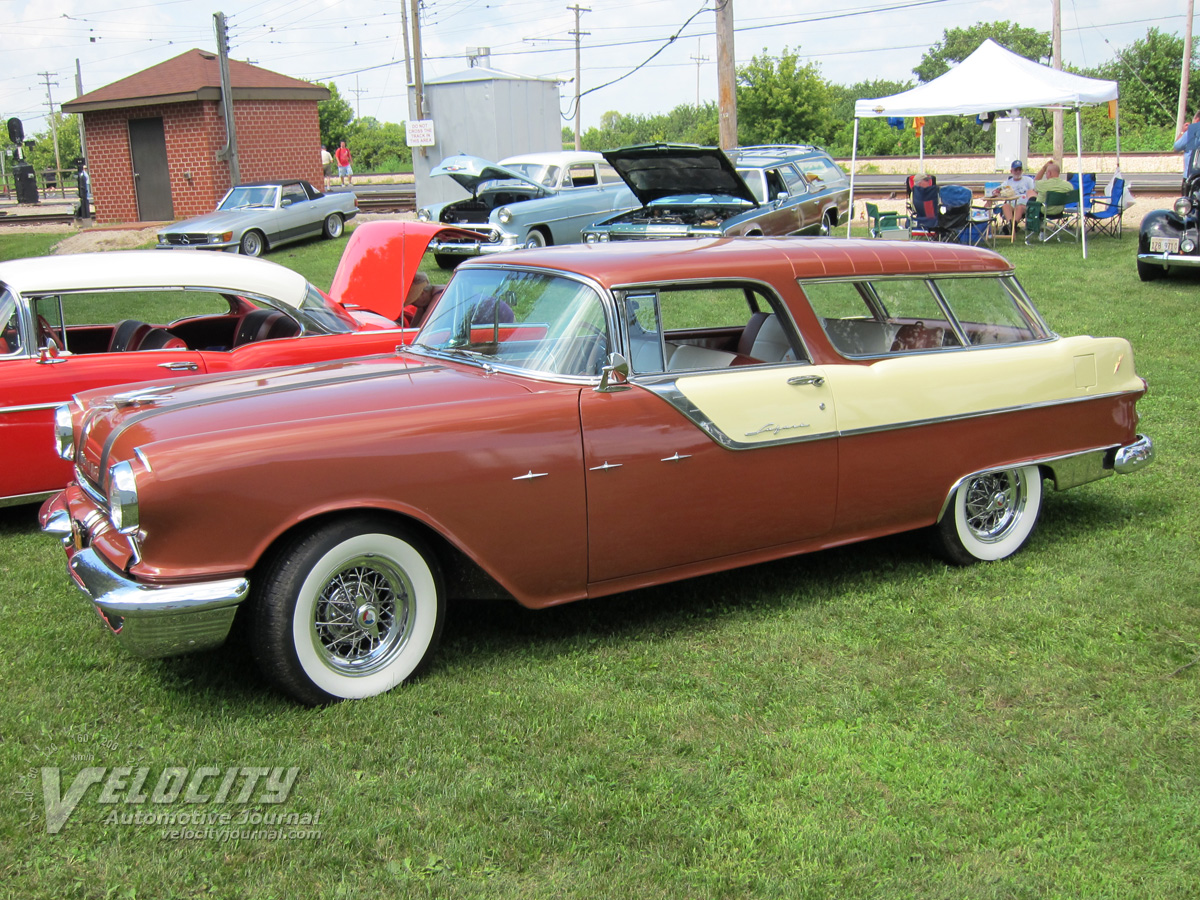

left=602, top=144, right=759, bottom=207
left=329, top=221, right=488, bottom=321
left=161, top=209, right=259, bottom=234
left=72, top=353, right=540, bottom=489
left=430, top=155, right=549, bottom=197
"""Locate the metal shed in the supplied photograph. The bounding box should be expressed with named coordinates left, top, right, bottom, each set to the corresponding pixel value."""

left=410, top=67, right=562, bottom=208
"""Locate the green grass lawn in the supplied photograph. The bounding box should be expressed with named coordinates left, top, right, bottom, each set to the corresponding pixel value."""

left=0, top=228, right=1197, bottom=899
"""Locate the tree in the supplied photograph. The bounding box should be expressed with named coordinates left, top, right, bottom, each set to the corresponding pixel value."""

left=914, top=21, right=1051, bottom=82
left=25, top=113, right=81, bottom=181
left=736, top=48, right=836, bottom=146
left=349, top=117, right=411, bottom=172
left=1088, top=28, right=1197, bottom=129
left=829, top=80, right=919, bottom=156
left=318, top=82, right=355, bottom=150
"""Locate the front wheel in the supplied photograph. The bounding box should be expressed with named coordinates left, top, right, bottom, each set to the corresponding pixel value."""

left=435, top=253, right=461, bottom=271
left=819, top=210, right=836, bottom=236
left=322, top=213, right=344, bottom=239
left=253, top=517, right=445, bottom=704
left=935, top=465, right=1043, bottom=565
left=239, top=230, right=266, bottom=257
left=1136, top=258, right=1162, bottom=282
left=523, top=229, right=548, bottom=248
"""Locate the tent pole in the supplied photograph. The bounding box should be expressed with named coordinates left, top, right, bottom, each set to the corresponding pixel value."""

left=919, top=129, right=925, bottom=175
left=1077, top=106, right=1087, bottom=259
left=847, top=118, right=859, bottom=237
left=1115, top=100, right=1121, bottom=168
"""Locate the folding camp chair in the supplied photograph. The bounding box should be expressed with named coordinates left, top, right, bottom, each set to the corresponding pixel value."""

left=1024, top=200, right=1045, bottom=244
left=906, top=175, right=939, bottom=240
left=1038, top=190, right=1078, bottom=241
left=1085, top=176, right=1125, bottom=238
left=865, top=202, right=901, bottom=238
left=934, top=184, right=973, bottom=243
left=1062, top=173, right=1095, bottom=235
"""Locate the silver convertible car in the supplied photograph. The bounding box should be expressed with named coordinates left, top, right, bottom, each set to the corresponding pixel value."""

left=416, top=151, right=639, bottom=268
left=156, top=180, right=358, bottom=257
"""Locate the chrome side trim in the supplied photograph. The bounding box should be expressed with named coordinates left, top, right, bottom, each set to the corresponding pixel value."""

left=1, top=490, right=56, bottom=509
left=0, top=401, right=65, bottom=415
left=66, top=546, right=248, bottom=658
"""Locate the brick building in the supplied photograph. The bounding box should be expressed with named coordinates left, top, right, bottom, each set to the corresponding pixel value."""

left=63, top=49, right=329, bottom=224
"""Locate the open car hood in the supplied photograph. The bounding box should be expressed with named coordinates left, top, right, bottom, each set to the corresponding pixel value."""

left=430, top=155, right=549, bottom=197
left=329, top=221, right=487, bottom=321
left=602, top=143, right=760, bottom=207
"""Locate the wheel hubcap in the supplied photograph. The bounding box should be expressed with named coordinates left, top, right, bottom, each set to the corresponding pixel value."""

left=963, top=470, right=1026, bottom=543
left=311, top=556, right=414, bottom=674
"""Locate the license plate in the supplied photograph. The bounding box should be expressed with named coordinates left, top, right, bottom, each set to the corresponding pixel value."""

left=1149, top=237, right=1179, bottom=253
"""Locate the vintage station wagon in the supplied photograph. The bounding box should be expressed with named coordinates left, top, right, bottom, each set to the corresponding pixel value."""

left=43, top=238, right=1153, bottom=704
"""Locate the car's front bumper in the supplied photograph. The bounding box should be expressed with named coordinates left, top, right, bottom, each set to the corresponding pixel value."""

left=1137, top=251, right=1200, bottom=269
left=40, top=493, right=249, bottom=658
left=156, top=240, right=236, bottom=252
left=428, top=235, right=518, bottom=258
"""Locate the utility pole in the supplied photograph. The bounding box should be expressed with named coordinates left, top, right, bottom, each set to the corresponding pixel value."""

left=715, top=0, right=737, bottom=150
left=690, top=40, right=709, bottom=107
left=1178, top=0, right=1196, bottom=135
left=214, top=12, right=240, bottom=186
left=400, top=0, right=415, bottom=121
left=1052, top=0, right=1063, bottom=166
left=351, top=75, right=369, bottom=119
left=38, top=71, right=63, bottom=196
left=568, top=5, right=589, bottom=151
left=409, top=0, right=427, bottom=158
left=75, top=59, right=87, bottom=166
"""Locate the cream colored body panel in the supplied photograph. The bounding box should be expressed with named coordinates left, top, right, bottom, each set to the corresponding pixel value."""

left=673, top=335, right=1139, bottom=444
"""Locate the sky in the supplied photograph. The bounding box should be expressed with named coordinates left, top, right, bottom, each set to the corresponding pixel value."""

left=1, top=0, right=1190, bottom=139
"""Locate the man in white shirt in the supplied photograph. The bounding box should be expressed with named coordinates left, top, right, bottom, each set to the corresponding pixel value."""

left=996, top=160, right=1036, bottom=234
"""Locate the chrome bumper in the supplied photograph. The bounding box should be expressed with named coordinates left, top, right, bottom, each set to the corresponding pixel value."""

left=427, top=236, right=516, bottom=258
left=1113, top=433, right=1154, bottom=474
left=1137, top=252, right=1200, bottom=269
left=40, top=496, right=249, bottom=658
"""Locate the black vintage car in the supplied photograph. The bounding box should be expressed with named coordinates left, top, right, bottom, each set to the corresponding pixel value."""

left=1138, top=174, right=1200, bottom=281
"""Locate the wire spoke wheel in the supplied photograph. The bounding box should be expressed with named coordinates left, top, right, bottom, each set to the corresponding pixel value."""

left=936, top=464, right=1042, bottom=564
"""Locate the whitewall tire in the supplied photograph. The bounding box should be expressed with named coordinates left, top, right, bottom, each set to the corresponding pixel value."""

left=936, top=465, right=1043, bottom=565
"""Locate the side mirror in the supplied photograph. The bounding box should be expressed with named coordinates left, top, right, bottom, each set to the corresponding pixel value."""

left=38, top=343, right=65, bottom=364
left=281, top=198, right=292, bottom=207
left=775, top=191, right=788, bottom=203
left=595, top=352, right=631, bottom=393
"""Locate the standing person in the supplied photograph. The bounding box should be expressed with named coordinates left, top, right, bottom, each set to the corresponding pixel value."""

left=320, top=145, right=334, bottom=190
left=1174, top=109, right=1200, bottom=180
left=997, top=160, right=1035, bottom=234
left=335, top=141, right=353, bottom=187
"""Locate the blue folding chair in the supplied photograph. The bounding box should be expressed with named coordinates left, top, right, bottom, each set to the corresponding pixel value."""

left=1063, top=173, right=1095, bottom=233
left=1085, top=176, right=1125, bottom=238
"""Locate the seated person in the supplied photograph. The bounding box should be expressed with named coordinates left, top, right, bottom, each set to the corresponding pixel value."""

left=1033, top=161, right=1074, bottom=216
left=991, top=160, right=1035, bottom=233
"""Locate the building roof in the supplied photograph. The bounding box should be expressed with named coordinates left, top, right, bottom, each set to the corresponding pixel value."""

left=426, top=66, right=561, bottom=86
left=63, top=49, right=329, bottom=113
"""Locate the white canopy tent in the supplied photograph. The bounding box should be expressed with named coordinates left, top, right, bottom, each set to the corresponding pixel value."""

left=848, top=39, right=1120, bottom=257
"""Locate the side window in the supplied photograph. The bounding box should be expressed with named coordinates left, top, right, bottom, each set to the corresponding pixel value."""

left=597, top=163, right=624, bottom=185
left=764, top=169, right=788, bottom=199
left=736, top=169, right=767, bottom=203
left=795, top=157, right=845, bottom=187
left=1, top=289, right=23, bottom=355
left=778, top=165, right=805, bottom=194
left=282, top=185, right=307, bottom=205
left=567, top=164, right=598, bottom=187
left=803, top=278, right=961, bottom=355
left=934, top=276, right=1047, bottom=345
left=623, top=284, right=801, bottom=374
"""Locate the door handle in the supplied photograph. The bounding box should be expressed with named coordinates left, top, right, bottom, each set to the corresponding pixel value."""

left=787, top=374, right=825, bottom=387
left=158, top=361, right=198, bottom=371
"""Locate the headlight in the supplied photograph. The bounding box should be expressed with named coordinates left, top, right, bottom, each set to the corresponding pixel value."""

left=156, top=234, right=167, bottom=244
left=1174, top=197, right=1193, bottom=217
left=585, top=233, right=597, bottom=244
left=108, top=461, right=140, bottom=535
left=53, top=405, right=75, bottom=461
left=416, top=208, right=431, bottom=222
left=497, top=207, right=513, bottom=225
left=1183, top=238, right=1197, bottom=253
left=214, top=232, right=232, bottom=244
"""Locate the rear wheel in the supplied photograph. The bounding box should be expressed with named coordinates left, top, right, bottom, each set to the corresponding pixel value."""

left=820, top=210, right=836, bottom=236
left=322, top=213, right=344, bottom=239
left=253, top=516, right=445, bottom=705
left=935, top=465, right=1043, bottom=565
left=240, top=230, right=266, bottom=257
left=1136, top=258, right=1162, bottom=282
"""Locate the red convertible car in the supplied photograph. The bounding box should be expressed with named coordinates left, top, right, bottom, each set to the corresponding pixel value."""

left=42, top=237, right=1154, bottom=704
left=2, top=222, right=469, bottom=506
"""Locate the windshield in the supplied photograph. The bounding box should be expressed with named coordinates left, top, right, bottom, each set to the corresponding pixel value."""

left=219, top=186, right=277, bottom=210
left=288, top=284, right=356, bottom=334
left=500, top=163, right=560, bottom=188
left=413, top=268, right=609, bottom=377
